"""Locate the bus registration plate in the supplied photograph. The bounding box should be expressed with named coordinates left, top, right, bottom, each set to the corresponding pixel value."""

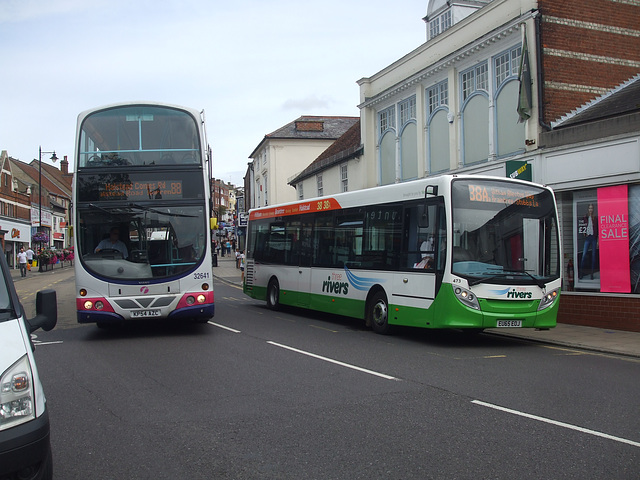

left=496, top=320, right=522, bottom=328
left=132, top=309, right=161, bottom=318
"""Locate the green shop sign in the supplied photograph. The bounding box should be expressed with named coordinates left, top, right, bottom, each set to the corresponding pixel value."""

left=506, top=160, right=532, bottom=181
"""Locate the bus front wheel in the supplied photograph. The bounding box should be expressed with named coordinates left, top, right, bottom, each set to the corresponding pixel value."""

left=267, top=278, right=280, bottom=310
left=368, top=290, right=391, bottom=335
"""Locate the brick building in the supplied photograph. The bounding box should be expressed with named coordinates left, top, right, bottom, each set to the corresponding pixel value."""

left=0, top=151, right=32, bottom=268
left=211, top=178, right=233, bottom=225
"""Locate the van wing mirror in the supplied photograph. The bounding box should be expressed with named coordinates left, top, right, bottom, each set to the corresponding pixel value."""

left=27, top=289, right=57, bottom=333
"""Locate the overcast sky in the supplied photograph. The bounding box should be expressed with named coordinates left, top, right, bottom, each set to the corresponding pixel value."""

left=1, top=0, right=427, bottom=186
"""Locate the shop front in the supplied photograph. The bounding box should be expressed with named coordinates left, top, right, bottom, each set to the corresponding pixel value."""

left=0, top=220, right=32, bottom=268
left=539, top=132, right=640, bottom=333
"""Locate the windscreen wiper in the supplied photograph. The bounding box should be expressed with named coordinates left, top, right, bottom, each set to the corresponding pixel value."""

left=127, top=203, right=197, bottom=218
left=502, top=268, right=546, bottom=288
left=468, top=269, right=545, bottom=288
left=88, top=203, right=115, bottom=216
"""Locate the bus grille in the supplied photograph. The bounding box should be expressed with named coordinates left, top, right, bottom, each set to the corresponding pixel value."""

left=114, top=295, right=176, bottom=309
left=245, top=261, right=254, bottom=286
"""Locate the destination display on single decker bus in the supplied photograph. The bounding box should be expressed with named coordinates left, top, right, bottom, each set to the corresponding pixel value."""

left=467, top=184, right=539, bottom=208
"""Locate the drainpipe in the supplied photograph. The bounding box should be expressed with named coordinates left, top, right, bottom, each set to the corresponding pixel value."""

left=534, top=11, right=552, bottom=131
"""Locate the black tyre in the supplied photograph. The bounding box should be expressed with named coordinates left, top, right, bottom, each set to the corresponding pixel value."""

left=42, top=444, right=53, bottom=480
left=461, top=328, right=485, bottom=335
left=266, top=278, right=280, bottom=310
left=368, top=290, right=391, bottom=335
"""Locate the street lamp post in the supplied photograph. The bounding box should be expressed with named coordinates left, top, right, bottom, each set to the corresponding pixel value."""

left=38, top=147, right=58, bottom=272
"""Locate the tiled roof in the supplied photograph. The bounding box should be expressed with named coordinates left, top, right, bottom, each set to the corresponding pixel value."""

left=289, top=119, right=362, bottom=185
left=250, top=115, right=359, bottom=158
left=553, top=74, right=640, bottom=128
left=39, top=161, right=73, bottom=193
left=10, top=159, right=70, bottom=199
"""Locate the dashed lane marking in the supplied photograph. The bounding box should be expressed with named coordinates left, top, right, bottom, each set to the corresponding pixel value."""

left=472, top=400, right=640, bottom=448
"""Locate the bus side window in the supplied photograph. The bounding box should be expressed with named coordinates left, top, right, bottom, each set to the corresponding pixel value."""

left=436, top=203, right=447, bottom=272
left=404, top=203, right=437, bottom=270
left=313, top=214, right=334, bottom=267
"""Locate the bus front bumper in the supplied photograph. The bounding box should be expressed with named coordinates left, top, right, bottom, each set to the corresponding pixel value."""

left=77, top=304, right=215, bottom=324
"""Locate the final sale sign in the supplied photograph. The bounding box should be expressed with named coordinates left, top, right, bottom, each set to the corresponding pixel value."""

left=597, top=185, right=631, bottom=293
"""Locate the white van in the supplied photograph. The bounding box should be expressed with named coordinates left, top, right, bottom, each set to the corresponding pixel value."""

left=0, top=254, right=57, bottom=480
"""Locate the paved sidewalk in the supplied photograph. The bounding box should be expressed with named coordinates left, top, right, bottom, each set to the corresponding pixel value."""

left=10, top=260, right=72, bottom=281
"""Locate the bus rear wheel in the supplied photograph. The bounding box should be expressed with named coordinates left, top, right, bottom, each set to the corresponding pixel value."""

left=267, top=278, right=280, bottom=310
left=369, top=290, right=391, bottom=335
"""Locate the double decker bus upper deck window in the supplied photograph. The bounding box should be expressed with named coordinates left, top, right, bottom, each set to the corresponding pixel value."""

left=78, top=106, right=201, bottom=167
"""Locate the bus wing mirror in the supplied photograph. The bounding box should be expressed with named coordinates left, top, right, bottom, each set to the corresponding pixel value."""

left=420, top=185, right=438, bottom=228
left=425, top=185, right=438, bottom=197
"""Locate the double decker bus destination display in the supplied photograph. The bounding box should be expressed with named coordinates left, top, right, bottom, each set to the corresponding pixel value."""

left=77, top=171, right=204, bottom=202
left=100, top=180, right=183, bottom=200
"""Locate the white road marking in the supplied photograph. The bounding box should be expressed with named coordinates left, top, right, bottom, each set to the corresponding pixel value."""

left=267, top=341, right=399, bottom=381
left=208, top=321, right=241, bottom=333
left=33, top=341, right=64, bottom=346
left=472, top=400, right=640, bottom=448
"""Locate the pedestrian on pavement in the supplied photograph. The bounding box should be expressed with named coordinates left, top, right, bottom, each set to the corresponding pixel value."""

left=18, top=247, right=28, bottom=277
left=240, top=250, right=245, bottom=282
left=25, top=246, right=34, bottom=271
left=235, top=249, right=241, bottom=269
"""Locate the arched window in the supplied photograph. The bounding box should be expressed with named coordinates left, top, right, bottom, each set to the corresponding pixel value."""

left=427, top=81, right=450, bottom=172
left=494, top=45, right=525, bottom=157
left=378, top=106, right=396, bottom=185
left=461, top=63, right=489, bottom=165
left=399, top=96, right=417, bottom=181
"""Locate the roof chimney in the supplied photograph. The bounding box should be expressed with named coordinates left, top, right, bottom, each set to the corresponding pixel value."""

left=295, top=120, right=324, bottom=132
left=61, top=155, right=69, bottom=175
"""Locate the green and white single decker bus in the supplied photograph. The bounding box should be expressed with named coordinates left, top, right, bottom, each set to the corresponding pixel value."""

left=244, top=175, right=561, bottom=334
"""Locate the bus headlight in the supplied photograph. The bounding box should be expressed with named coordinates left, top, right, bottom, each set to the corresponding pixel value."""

left=538, top=288, right=559, bottom=311
left=83, top=300, right=93, bottom=310
left=0, top=355, right=35, bottom=431
left=196, top=294, right=206, bottom=304
left=454, top=286, right=480, bottom=310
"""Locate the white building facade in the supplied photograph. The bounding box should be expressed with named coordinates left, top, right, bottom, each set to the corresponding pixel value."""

left=248, top=116, right=359, bottom=208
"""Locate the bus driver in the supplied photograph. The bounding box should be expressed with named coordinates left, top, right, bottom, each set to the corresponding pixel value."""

left=95, top=227, right=128, bottom=259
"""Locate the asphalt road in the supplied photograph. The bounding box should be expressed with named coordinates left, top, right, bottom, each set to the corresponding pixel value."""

left=25, top=271, right=640, bottom=479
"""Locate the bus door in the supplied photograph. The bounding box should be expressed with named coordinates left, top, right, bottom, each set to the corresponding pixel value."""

left=393, top=201, right=439, bottom=309
left=296, top=219, right=313, bottom=308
